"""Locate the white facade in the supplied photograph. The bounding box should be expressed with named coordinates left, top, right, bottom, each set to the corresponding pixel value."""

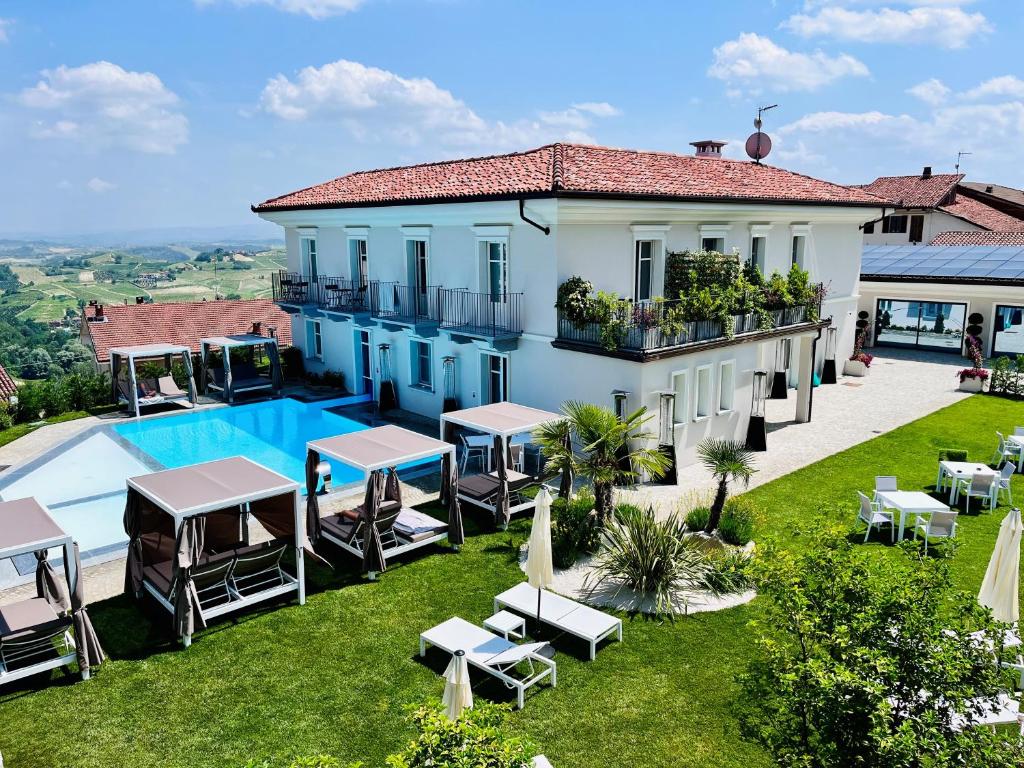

left=259, top=196, right=874, bottom=472
left=862, top=208, right=982, bottom=246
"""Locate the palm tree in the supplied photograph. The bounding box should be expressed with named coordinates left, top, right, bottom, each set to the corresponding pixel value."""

left=697, top=438, right=756, bottom=533
left=535, top=401, right=671, bottom=524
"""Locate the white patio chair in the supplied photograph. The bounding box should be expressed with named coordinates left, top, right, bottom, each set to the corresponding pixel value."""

left=998, top=462, right=1016, bottom=506
left=913, top=509, right=958, bottom=554
left=509, top=443, right=525, bottom=473
left=874, top=476, right=898, bottom=497
left=460, top=434, right=491, bottom=474
left=994, top=432, right=1022, bottom=466
left=857, top=491, right=894, bottom=543
left=957, top=473, right=996, bottom=514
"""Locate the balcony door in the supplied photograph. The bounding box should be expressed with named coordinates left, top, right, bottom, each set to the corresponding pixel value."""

left=356, top=329, right=373, bottom=396
left=634, top=240, right=654, bottom=302
left=349, top=238, right=368, bottom=289
left=407, top=239, right=429, bottom=316
left=301, top=236, right=318, bottom=281
left=485, top=241, right=508, bottom=301
left=482, top=353, right=508, bottom=404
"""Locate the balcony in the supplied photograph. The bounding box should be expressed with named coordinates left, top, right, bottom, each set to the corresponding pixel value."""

left=320, top=277, right=370, bottom=317
left=272, top=271, right=315, bottom=309
left=370, top=281, right=441, bottom=331
left=439, top=289, right=523, bottom=346
left=553, top=298, right=823, bottom=362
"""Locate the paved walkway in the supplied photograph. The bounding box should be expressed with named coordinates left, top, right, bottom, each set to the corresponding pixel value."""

left=624, top=347, right=971, bottom=511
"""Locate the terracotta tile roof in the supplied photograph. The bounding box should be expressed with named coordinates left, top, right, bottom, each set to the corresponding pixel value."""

left=0, top=363, right=17, bottom=400
left=253, top=143, right=884, bottom=212
left=938, top=195, right=1024, bottom=232
left=83, top=299, right=292, bottom=364
left=853, top=173, right=963, bottom=208
left=931, top=230, right=1024, bottom=246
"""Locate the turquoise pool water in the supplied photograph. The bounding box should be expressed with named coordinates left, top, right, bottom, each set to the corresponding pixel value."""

left=114, top=396, right=376, bottom=490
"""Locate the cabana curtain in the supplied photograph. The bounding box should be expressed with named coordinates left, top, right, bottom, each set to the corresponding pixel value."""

left=124, top=489, right=145, bottom=594
left=181, top=351, right=197, bottom=402
left=204, top=508, right=245, bottom=550
left=305, top=449, right=322, bottom=544
left=35, top=549, right=70, bottom=613
left=267, top=342, right=283, bottom=391
left=250, top=493, right=328, bottom=567
left=493, top=435, right=511, bottom=527
left=173, top=517, right=207, bottom=638
left=385, top=468, right=402, bottom=509
left=71, top=543, right=106, bottom=674
left=362, top=470, right=387, bottom=574
left=440, top=452, right=464, bottom=546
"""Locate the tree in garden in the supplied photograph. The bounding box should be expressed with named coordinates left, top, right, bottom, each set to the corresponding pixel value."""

left=739, top=526, right=1024, bottom=768
left=934, top=311, right=945, bottom=334
left=696, top=438, right=755, bottom=533
left=536, top=401, right=670, bottom=524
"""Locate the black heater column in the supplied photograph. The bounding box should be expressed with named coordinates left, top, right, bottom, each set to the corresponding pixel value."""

left=770, top=338, right=791, bottom=399
left=745, top=370, right=769, bottom=451
left=821, top=326, right=838, bottom=384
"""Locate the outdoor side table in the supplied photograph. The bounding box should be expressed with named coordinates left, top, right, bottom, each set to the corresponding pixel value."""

left=484, top=610, right=526, bottom=640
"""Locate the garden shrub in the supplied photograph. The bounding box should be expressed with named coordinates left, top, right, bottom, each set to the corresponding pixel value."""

left=719, top=498, right=755, bottom=546
left=937, top=447, right=968, bottom=462
left=12, top=367, right=111, bottom=424
left=0, top=402, right=12, bottom=431
left=704, top=549, right=753, bottom=594
left=686, top=505, right=712, bottom=531
left=551, top=489, right=599, bottom=568
left=280, top=345, right=305, bottom=380
left=555, top=275, right=596, bottom=327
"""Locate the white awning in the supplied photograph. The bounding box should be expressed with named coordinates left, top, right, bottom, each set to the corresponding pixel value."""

left=109, top=343, right=192, bottom=361
left=440, top=402, right=563, bottom=438
left=308, top=425, right=454, bottom=473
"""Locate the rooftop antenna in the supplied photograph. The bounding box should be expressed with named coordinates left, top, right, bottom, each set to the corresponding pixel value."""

left=746, top=104, right=778, bottom=164
left=955, top=150, right=972, bottom=174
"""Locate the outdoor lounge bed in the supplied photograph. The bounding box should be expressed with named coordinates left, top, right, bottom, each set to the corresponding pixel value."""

left=494, top=583, right=623, bottom=660
left=0, top=497, right=105, bottom=686
left=439, top=402, right=564, bottom=527
left=200, top=334, right=283, bottom=403
left=124, top=456, right=310, bottom=647
left=110, top=343, right=197, bottom=418
left=419, top=616, right=556, bottom=709
left=306, top=425, right=463, bottom=579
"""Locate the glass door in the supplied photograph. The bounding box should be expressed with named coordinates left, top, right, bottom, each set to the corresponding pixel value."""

left=487, top=241, right=508, bottom=301
left=484, top=354, right=507, bottom=404
left=874, top=299, right=966, bottom=353
left=357, top=330, right=373, bottom=396
left=411, top=240, right=429, bottom=316
left=993, top=305, right=1024, bottom=357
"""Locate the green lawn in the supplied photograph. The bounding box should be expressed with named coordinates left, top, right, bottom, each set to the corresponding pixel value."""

left=1, top=396, right=1022, bottom=768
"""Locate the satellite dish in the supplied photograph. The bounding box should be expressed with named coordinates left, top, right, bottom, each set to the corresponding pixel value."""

left=746, top=131, right=772, bottom=162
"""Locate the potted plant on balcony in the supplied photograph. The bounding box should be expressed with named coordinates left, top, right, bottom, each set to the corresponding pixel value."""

left=843, top=331, right=873, bottom=377
left=958, top=334, right=988, bottom=392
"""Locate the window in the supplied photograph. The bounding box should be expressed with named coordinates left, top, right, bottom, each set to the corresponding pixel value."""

left=305, top=319, right=322, bottom=360
left=718, top=360, right=735, bottom=413
left=790, top=235, right=806, bottom=268
left=482, top=240, right=508, bottom=300
left=301, top=237, right=318, bottom=280
left=349, top=238, right=368, bottom=288
left=694, top=365, right=712, bottom=420
left=635, top=240, right=655, bottom=301
left=994, top=304, right=1024, bottom=357
left=410, top=339, right=432, bottom=390
left=749, top=236, right=766, bottom=274
left=909, top=215, right=925, bottom=243
left=701, top=236, right=725, bottom=253
left=671, top=371, right=688, bottom=424
left=882, top=215, right=908, bottom=234
left=483, top=354, right=508, bottom=404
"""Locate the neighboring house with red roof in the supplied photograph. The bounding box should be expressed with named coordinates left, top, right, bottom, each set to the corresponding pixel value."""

left=854, top=166, right=1024, bottom=246
left=930, top=231, right=1024, bottom=247
left=80, top=298, right=292, bottom=366
left=254, top=140, right=884, bottom=470
left=0, top=362, right=18, bottom=404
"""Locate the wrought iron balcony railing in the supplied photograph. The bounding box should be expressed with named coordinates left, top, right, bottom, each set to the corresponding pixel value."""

left=439, top=289, right=523, bottom=338
left=369, top=281, right=441, bottom=325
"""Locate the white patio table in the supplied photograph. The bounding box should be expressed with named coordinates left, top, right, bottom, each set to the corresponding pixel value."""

left=875, top=490, right=952, bottom=542
left=937, top=461, right=999, bottom=505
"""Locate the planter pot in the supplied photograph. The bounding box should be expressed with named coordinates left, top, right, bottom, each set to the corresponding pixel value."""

left=958, top=377, right=984, bottom=393
left=844, top=359, right=869, bottom=377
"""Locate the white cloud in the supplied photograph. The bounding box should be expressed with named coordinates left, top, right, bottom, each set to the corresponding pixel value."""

left=964, top=75, right=1024, bottom=101
left=907, top=78, right=950, bottom=106
left=779, top=110, right=919, bottom=136
left=56, top=179, right=73, bottom=191
left=87, top=177, right=116, bottom=193
left=707, top=33, right=868, bottom=93
left=19, top=61, right=188, bottom=154
left=259, top=59, right=617, bottom=149
left=195, top=0, right=364, bottom=19
left=782, top=5, right=990, bottom=49
left=0, top=18, right=11, bottom=43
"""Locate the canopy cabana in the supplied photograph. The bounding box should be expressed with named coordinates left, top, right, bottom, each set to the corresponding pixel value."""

left=306, top=425, right=462, bottom=579
left=439, top=402, right=564, bottom=527
left=124, top=456, right=306, bottom=647
left=200, top=334, right=283, bottom=403
left=110, top=343, right=197, bottom=418
left=0, top=497, right=105, bottom=686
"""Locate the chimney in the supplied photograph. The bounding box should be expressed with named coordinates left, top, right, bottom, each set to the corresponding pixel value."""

left=135, top=296, right=145, bottom=305
left=690, top=140, right=727, bottom=159
left=986, top=185, right=994, bottom=193
left=89, top=303, right=104, bottom=321
left=251, top=321, right=262, bottom=336
left=922, top=166, right=932, bottom=179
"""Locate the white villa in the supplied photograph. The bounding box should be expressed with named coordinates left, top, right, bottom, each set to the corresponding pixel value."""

left=254, top=142, right=883, bottom=471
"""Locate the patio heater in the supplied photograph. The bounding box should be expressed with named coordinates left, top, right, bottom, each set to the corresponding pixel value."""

left=770, top=338, right=791, bottom=399
left=821, top=326, right=838, bottom=384
left=442, top=356, right=459, bottom=413
left=377, top=343, right=399, bottom=412
left=745, top=370, right=769, bottom=451
left=656, top=391, right=678, bottom=485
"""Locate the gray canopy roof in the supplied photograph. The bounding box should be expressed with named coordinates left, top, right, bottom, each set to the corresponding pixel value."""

left=201, top=334, right=279, bottom=349
left=127, top=456, right=298, bottom=519
left=440, top=402, right=563, bottom=438
left=308, top=425, right=453, bottom=472
left=109, top=343, right=192, bottom=361
left=0, top=497, right=69, bottom=554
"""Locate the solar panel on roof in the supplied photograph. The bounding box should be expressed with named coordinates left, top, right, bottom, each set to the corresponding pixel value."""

left=861, top=243, right=1024, bottom=281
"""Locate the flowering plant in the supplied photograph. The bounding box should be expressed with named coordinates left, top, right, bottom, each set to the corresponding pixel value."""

left=957, top=367, right=989, bottom=382
left=965, top=334, right=985, bottom=369
left=849, top=330, right=873, bottom=367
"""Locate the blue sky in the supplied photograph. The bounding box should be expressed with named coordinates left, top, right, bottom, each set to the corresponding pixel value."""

left=1, top=0, right=1022, bottom=236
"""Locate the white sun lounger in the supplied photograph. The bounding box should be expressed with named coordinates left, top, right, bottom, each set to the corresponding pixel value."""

left=419, top=616, right=556, bottom=709
left=494, top=582, right=623, bottom=660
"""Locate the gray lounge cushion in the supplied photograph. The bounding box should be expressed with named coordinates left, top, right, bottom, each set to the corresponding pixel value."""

left=0, top=598, right=70, bottom=643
